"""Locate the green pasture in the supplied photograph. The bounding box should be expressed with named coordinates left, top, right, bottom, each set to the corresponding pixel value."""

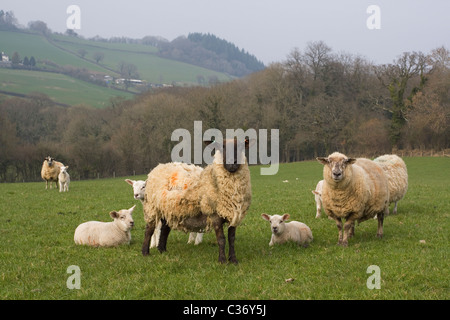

left=0, top=157, right=448, bottom=300
left=0, top=68, right=133, bottom=107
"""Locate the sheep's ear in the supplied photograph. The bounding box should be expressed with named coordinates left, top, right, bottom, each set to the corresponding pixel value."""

left=312, top=190, right=318, bottom=195
left=245, top=138, right=256, bottom=149
left=261, top=213, right=271, bottom=221
left=109, top=211, right=119, bottom=219
left=282, top=214, right=290, bottom=221
left=125, top=179, right=134, bottom=186
left=346, top=158, right=356, bottom=165
left=129, top=205, right=136, bottom=212
left=317, top=157, right=329, bottom=165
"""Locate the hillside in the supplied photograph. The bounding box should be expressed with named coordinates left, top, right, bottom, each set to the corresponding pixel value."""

left=0, top=29, right=235, bottom=107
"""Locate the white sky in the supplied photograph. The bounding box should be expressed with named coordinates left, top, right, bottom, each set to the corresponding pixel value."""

left=2, top=0, right=449, bottom=65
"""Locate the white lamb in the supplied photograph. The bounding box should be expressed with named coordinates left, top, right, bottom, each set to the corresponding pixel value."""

left=58, top=165, right=70, bottom=192
left=74, top=205, right=135, bottom=247
left=261, top=213, right=313, bottom=247
left=125, top=179, right=204, bottom=246
left=311, top=180, right=324, bottom=218
left=373, top=154, right=408, bottom=214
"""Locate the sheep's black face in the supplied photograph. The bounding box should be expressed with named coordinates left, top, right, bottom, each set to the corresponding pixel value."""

left=205, top=139, right=250, bottom=173
left=223, top=139, right=250, bottom=173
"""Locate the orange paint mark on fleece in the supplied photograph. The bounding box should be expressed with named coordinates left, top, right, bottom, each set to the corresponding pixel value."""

left=170, top=172, right=178, bottom=187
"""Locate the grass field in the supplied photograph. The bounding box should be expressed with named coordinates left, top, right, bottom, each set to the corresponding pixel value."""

left=0, top=157, right=448, bottom=300
left=0, top=68, right=134, bottom=108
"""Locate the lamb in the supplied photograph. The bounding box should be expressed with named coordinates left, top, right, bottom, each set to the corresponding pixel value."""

left=142, top=139, right=252, bottom=264
left=41, top=156, right=64, bottom=189
left=261, top=213, right=313, bottom=247
left=74, top=205, right=135, bottom=247
left=373, top=154, right=408, bottom=214
left=58, top=165, right=70, bottom=192
left=311, top=180, right=324, bottom=218
left=125, top=179, right=204, bottom=246
left=317, top=152, right=389, bottom=246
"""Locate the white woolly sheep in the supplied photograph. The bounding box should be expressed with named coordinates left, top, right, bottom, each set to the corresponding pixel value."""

left=373, top=154, right=408, bottom=214
left=311, top=180, right=324, bottom=218
left=142, top=139, right=252, bottom=264
left=41, top=156, right=64, bottom=189
left=317, top=152, right=389, bottom=246
left=125, top=179, right=204, bottom=246
left=74, top=205, right=136, bottom=247
left=261, top=213, right=313, bottom=247
left=58, top=165, right=70, bottom=192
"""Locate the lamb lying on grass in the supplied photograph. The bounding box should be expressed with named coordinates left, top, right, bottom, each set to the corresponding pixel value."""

left=74, top=205, right=135, bottom=247
left=261, top=213, right=313, bottom=247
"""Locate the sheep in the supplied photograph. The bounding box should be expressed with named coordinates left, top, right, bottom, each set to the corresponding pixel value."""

left=74, top=205, right=135, bottom=247
left=261, top=213, right=313, bottom=247
left=311, top=180, right=324, bottom=218
left=373, top=154, right=408, bottom=214
left=142, top=139, right=252, bottom=264
left=317, top=152, right=389, bottom=246
left=58, top=165, right=70, bottom=192
left=125, top=179, right=160, bottom=248
left=41, top=156, right=64, bottom=189
left=125, top=179, right=204, bottom=246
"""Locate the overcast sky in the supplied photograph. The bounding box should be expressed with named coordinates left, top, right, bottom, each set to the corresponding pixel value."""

left=2, top=0, right=449, bottom=65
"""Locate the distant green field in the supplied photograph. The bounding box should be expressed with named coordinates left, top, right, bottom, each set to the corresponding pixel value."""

left=51, top=34, right=233, bottom=84
left=0, top=157, right=448, bottom=300
left=0, top=68, right=133, bottom=107
left=0, top=30, right=234, bottom=107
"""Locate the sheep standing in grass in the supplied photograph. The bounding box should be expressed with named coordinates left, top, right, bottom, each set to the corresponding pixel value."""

left=373, top=154, right=408, bottom=214
left=41, top=156, right=64, bottom=189
left=142, top=139, right=252, bottom=264
left=74, top=205, right=135, bottom=247
left=311, top=180, right=324, bottom=218
left=317, top=152, right=389, bottom=246
left=58, top=166, right=70, bottom=192
left=261, top=213, right=313, bottom=247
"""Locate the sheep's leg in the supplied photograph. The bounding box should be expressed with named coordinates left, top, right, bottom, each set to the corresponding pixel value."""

left=334, top=217, right=343, bottom=245
left=342, top=219, right=355, bottom=247
left=157, top=219, right=171, bottom=253
left=377, top=209, right=386, bottom=239
left=228, top=226, right=238, bottom=264
left=214, top=220, right=227, bottom=264
left=142, top=223, right=155, bottom=256
left=392, top=202, right=398, bottom=215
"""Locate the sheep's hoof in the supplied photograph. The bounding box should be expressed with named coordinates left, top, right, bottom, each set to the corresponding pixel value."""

left=376, top=233, right=383, bottom=239
left=142, top=248, right=150, bottom=256
left=218, top=257, right=227, bottom=264
left=229, top=258, right=239, bottom=265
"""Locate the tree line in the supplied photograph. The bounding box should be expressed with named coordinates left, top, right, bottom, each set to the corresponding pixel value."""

left=0, top=42, right=448, bottom=182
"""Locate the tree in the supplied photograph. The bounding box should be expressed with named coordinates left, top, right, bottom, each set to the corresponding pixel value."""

left=29, top=56, right=36, bottom=68
left=11, top=51, right=20, bottom=67
left=77, top=49, right=87, bottom=58
left=375, top=51, right=429, bottom=148
left=23, top=56, right=29, bottom=67
left=93, top=52, right=105, bottom=64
